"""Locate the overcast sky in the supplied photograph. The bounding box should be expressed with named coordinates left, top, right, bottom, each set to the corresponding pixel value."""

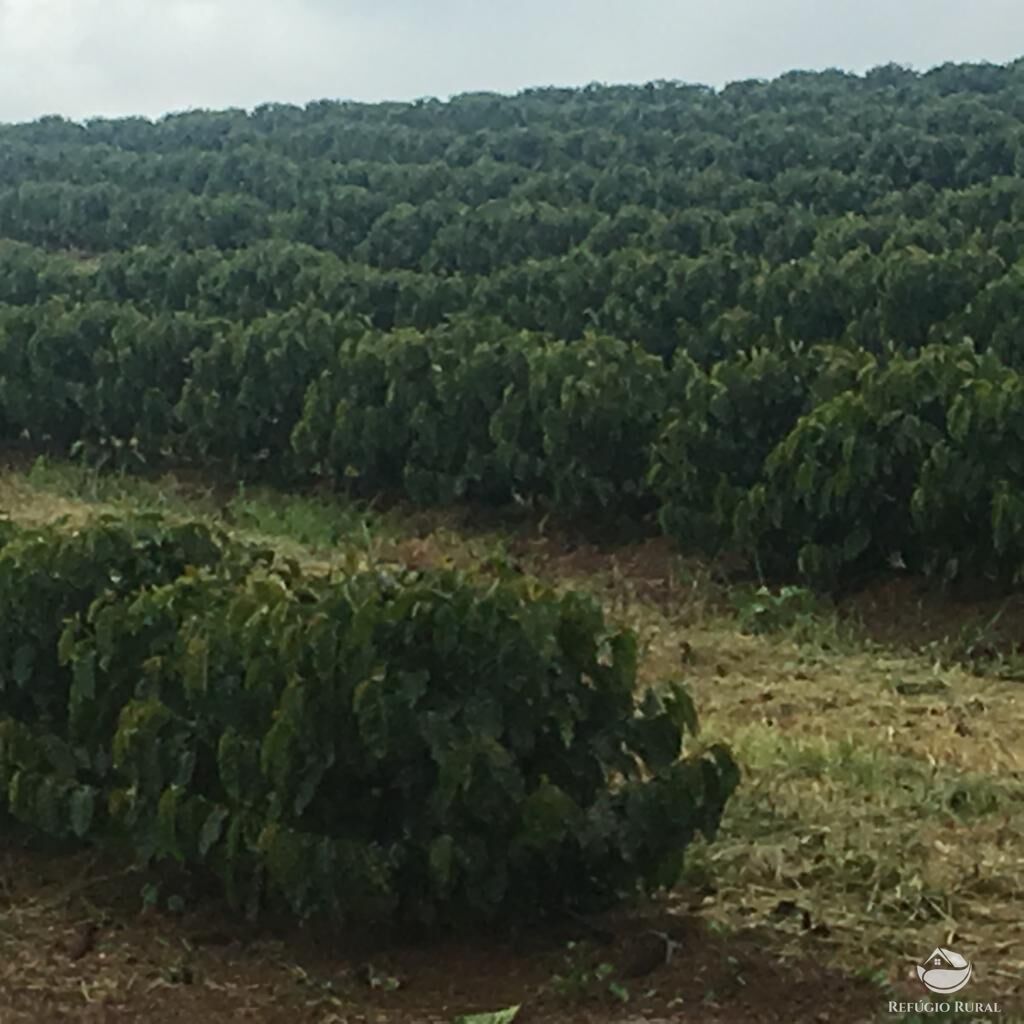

left=1, top=0, right=1023, bottom=124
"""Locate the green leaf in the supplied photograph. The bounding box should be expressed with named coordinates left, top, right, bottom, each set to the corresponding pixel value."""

left=184, top=636, right=209, bottom=696
left=663, top=682, right=699, bottom=737
left=57, top=624, right=77, bottom=665
left=429, top=833, right=455, bottom=893
left=12, top=644, right=33, bottom=686
left=40, top=735, right=79, bottom=779
left=71, top=650, right=97, bottom=706
left=842, top=525, right=871, bottom=562
left=519, top=780, right=580, bottom=848
left=453, top=1006, right=520, bottom=1024
left=629, top=710, right=682, bottom=770
left=36, top=777, right=63, bottom=835
left=158, top=787, right=181, bottom=859
left=69, top=786, right=95, bottom=839
left=218, top=729, right=252, bottom=804
left=353, top=670, right=391, bottom=760
left=199, top=806, right=229, bottom=858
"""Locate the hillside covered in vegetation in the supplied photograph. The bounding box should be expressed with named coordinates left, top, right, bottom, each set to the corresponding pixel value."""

left=4, top=60, right=1024, bottom=584
left=4, top=64, right=1024, bottom=1018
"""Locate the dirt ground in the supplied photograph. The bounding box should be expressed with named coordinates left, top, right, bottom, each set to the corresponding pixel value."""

left=0, top=836, right=900, bottom=1024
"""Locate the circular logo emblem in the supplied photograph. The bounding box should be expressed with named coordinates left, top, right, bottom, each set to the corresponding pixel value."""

left=917, top=948, right=973, bottom=995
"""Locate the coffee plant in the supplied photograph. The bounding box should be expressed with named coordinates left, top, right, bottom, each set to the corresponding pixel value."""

left=0, top=514, right=738, bottom=927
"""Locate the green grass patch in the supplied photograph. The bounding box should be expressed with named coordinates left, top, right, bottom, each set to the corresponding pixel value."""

left=224, top=484, right=380, bottom=551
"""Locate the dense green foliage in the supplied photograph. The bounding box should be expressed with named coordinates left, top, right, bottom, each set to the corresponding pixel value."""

left=0, top=514, right=737, bottom=925
left=5, top=61, right=1024, bottom=581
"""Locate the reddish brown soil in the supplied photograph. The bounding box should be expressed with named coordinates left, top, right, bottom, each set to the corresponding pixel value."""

left=0, top=839, right=896, bottom=1024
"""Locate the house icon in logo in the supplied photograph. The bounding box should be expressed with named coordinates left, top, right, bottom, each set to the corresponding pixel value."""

left=917, top=948, right=973, bottom=994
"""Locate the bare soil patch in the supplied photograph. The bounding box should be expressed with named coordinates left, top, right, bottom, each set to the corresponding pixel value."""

left=0, top=837, right=889, bottom=1024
